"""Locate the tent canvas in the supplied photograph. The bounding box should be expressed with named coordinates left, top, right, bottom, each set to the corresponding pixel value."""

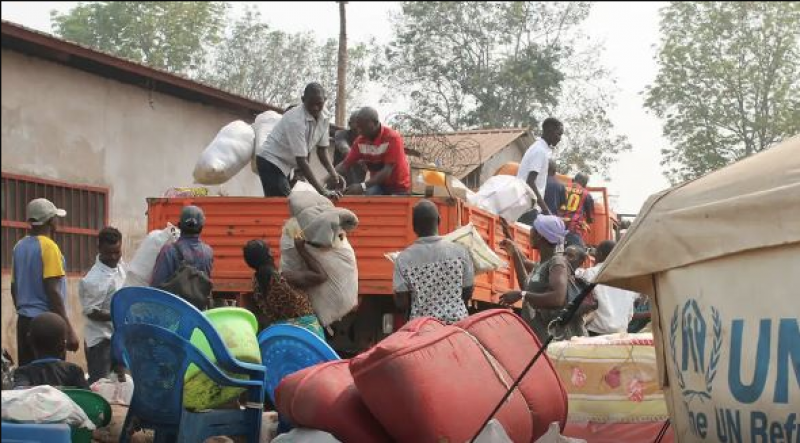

left=595, top=136, right=800, bottom=442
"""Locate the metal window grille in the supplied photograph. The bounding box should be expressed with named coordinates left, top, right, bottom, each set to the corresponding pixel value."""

left=1, top=173, right=108, bottom=274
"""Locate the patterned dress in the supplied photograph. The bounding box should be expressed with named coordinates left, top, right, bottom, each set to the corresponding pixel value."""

left=251, top=273, right=324, bottom=338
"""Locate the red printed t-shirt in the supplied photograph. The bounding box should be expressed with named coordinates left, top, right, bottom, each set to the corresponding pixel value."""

left=343, top=125, right=411, bottom=194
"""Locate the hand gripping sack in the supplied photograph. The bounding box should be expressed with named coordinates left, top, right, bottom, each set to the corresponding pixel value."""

left=194, top=120, right=255, bottom=185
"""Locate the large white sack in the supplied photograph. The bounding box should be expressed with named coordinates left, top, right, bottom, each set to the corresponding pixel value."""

left=281, top=218, right=358, bottom=327
left=124, top=223, right=179, bottom=287
left=251, top=111, right=283, bottom=174
left=469, top=175, right=536, bottom=222
left=1, top=385, right=96, bottom=430
left=194, top=120, right=255, bottom=185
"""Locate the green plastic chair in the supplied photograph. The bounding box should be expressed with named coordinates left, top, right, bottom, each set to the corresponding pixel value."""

left=61, top=388, right=112, bottom=443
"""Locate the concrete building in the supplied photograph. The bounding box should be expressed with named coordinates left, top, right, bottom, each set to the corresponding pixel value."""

left=406, top=128, right=535, bottom=189
left=0, top=21, right=331, bottom=367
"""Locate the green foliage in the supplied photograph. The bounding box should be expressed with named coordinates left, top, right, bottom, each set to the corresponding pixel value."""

left=202, top=8, right=373, bottom=111
left=51, top=2, right=228, bottom=74
left=380, top=1, right=630, bottom=176
left=645, top=2, right=800, bottom=184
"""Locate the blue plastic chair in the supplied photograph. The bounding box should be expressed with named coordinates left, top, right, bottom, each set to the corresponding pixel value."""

left=111, top=287, right=266, bottom=443
left=258, top=324, right=340, bottom=404
left=116, top=323, right=264, bottom=443
left=1, top=422, right=71, bottom=443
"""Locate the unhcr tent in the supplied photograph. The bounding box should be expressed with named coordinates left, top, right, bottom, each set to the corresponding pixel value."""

left=596, top=136, right=800, bottom=442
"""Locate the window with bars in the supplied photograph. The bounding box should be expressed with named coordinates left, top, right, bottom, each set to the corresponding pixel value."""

left=1, top=173, right=108, bottom=274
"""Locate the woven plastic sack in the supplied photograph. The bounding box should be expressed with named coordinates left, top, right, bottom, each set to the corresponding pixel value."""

left=124, top=223, right=179, bottom=287
left=252, top=111, right=283, bottom=174
left=194, top=120, right=255, bottom=185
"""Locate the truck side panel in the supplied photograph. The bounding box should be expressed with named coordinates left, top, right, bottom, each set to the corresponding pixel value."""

left=146, top=196, right=533, bottom=304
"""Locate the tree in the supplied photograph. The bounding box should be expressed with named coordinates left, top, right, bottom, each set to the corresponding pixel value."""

left=380, top=2, right=629, bottom=176
left=51, top=2, right=228, bottom=74
left=645, top=2, right=800, bottom=184
left=336, top=1, right=348, bottom=126
left=202, top=8, right=371, bottom=112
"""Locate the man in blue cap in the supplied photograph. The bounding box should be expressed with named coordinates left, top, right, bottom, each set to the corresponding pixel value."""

left=151, top=205, right=214, bottom=309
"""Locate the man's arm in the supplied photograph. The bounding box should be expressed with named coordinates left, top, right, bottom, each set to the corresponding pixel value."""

left=282, top=239, right=328, bottom=289
left=317, top=145, right=339, bottom=186
left=79, top=280, right=113, bottom=322
left=526, top=171, right=551, bottom=215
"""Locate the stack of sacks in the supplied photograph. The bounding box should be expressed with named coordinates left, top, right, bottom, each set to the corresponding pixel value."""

left=350, top=309, right=568, bottom=442
left=280, top=185, right=359, bottom=326
left=547, top=334, right=673, bottom=443
left=274, top=310, right=568, bottom=442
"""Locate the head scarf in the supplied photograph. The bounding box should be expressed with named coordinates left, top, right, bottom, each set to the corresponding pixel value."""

left=533, top=215, right=568, bottom=245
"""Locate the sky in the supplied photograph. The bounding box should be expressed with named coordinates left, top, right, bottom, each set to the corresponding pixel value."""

left=1, top=1, right=671, bottom=214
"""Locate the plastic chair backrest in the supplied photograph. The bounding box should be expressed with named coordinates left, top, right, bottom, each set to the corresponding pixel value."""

left=116, top=323, right=249, bottom=426
left=257, top=324, right=340, bottom=403
left=111, top=287, right=239, bottom=368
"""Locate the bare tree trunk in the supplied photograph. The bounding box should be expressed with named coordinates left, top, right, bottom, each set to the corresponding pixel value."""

left=336, top=1, right=348, bottom=127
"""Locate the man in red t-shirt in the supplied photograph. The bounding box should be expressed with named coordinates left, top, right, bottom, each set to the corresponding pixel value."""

left=335, top=107, right=411, bottom=195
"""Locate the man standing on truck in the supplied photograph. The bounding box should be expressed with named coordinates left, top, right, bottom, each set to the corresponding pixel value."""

left=562, top=173, right=594, bottom=247
left=517, top=118, right=564, bottom=224
left=393, top=200, right=474, bottom=324
left=151, top=205, right=214, bottom=310
left=335, top=107, right=411, bottom=196
left=543, top=159, right=567, bottom=220
left=10, top=198, right=79, bottom=366
left=255, top=82, right=341, bottom=199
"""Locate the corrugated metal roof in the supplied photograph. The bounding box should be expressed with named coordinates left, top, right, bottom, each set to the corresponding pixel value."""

left=1, top=20, right=284, bottom=118
left=406, top=128, right=534, bottom=178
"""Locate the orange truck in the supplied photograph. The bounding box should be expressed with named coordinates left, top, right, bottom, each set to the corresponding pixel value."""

left=147, top=191, right=618, bottom=354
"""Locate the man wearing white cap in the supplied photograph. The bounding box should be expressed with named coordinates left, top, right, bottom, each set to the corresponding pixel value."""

left=10, top=198, right=79, bottom=366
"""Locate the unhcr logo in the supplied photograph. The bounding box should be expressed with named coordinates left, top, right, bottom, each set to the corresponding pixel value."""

left=669, top=299, right=723, bottom=403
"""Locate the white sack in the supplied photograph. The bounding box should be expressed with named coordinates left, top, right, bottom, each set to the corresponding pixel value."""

left=124, top=223, right=179, bottom=287
left=251, top=111, right=283, bottom=174
left=469, top=175, right=536, bottom=222
left=194, top=120, right=255, bottom=185
left=1, top=385, right=96, bottom=430
left=281, top=219, right=358, bottom=327
left=90, top=374, right=134, bottom=406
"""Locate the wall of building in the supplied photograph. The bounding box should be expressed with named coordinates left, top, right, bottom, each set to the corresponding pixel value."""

left=1, top=49, right=331, bottom=367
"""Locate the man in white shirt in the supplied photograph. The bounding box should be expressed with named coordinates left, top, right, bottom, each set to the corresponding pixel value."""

left=577, top=240, right=639, bottom=336
left=517, top=118, right=564, bottom=222
left=256, top=82, right=341, bottom=199
left=79, top=227, right=126, bottom=383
